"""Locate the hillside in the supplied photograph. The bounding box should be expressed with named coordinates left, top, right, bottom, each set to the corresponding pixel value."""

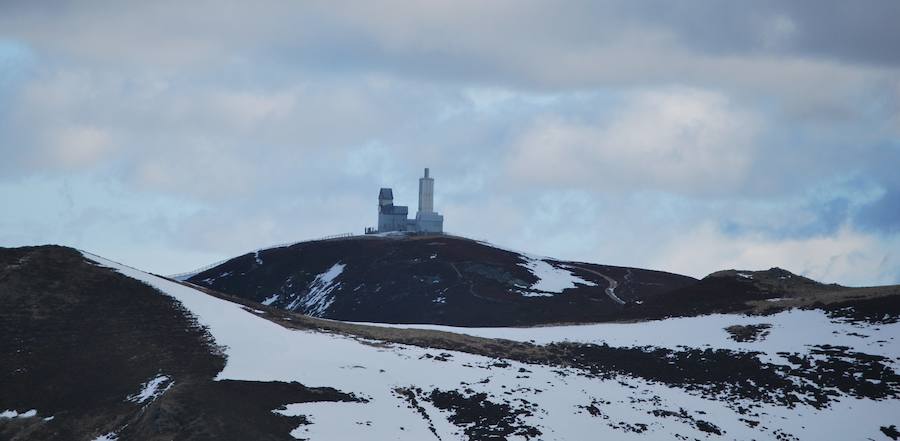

left=184, top=234, right=900, bottom=326
left=0, top=246, right=353, bottom=441
left=2, top=244, right=899, bottom=440
left=184, top=234, right=696, bottom=326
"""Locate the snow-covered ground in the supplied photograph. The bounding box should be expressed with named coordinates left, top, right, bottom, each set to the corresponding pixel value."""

left=0, top=409, right=38, bottom=419
left=355, top=309, right=900, bottom=361
left=285, top=262, right=345, bottom=315
left=83, top=251, right=900, bottom=441
left=518, top=256, right=596, bottom=295
left=127, top=374, right=173, bottom=405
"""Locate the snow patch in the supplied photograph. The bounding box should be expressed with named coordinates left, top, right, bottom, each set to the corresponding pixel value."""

left=261, top=293, right=280, bottom=306
left=92, top=432, right=118, bottom=441
left=201, top=270, right=233, bottom=284
left=0, top=409, right=37, bottom=418
left=370, top=231, right=410, bottom=238
left=289, top=263, right=345, bottom=316
left=359, top=308, right=900, bottom=359
left=127, top=374, right=173, bottom=404
left=518, top=257, right=596, bottom=294
left=737, top=272, right=754, bottom=279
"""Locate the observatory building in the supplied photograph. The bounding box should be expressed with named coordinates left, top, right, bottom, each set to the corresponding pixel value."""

left=369, top=168, right=444, bottom=234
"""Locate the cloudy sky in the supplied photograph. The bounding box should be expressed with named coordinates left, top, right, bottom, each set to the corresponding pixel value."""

left=1, top=1, right=899, bottom=285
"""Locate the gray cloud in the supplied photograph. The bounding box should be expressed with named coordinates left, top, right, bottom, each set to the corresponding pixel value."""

left=609, top=1, right=900, bottom=66
left=856, top=189, right=900, bottom=234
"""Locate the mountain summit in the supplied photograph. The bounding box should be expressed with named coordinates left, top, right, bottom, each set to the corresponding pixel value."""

left=184, top=234, right=695, bottom=326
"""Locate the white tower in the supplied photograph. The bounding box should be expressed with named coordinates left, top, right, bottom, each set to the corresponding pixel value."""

left=418, top=168, right=434, bottom=214
left=415, top=167, right=443, bottom=233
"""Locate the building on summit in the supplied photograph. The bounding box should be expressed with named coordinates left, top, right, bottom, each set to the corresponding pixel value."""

left=367, top=168, right=444, bottom=234
left=376, top=187, right=409, bottom=232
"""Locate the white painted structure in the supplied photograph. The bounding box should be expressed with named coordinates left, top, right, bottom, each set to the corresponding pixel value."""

left=418, top=168, right=434, bottom=214
left=414, top=168, right=443, bottom=233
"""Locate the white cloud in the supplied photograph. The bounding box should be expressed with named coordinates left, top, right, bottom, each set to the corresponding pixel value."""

left=506, top=88, right=759, bottom=195
left=47, top=125, right=115, bottom=169
left=212, top=90, right=298, bottom=130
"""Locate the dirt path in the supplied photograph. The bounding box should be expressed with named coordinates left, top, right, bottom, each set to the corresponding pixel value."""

left=570, top=265, right=626, bottom=305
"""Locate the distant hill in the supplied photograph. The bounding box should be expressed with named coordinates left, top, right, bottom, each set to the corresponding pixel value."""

left=183, top=234, right=900, bottom=326
left=185, top=234, right=697, bottom=326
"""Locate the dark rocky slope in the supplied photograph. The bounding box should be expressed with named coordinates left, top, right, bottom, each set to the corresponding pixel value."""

left=186, top=234, right=697, bottom=326
left=185, top=234, right=900, bottom=326
left=0, top=246, right=355, bottom=441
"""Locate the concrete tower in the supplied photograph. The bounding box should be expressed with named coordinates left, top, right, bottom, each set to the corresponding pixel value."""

left=418, top=168, right=434, bottom=214
left=415, top=168, right=443, bottom=233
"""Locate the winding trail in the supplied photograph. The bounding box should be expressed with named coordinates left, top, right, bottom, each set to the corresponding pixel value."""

left=569, top=265, right=626, bottom=305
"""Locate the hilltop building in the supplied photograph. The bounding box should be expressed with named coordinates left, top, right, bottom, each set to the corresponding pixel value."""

left=367, top=168, right=444, bottom=234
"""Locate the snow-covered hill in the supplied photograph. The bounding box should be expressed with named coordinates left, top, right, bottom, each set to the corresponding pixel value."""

left=3, top=245, right=899, bottom=440
left=104, top=252, right=900, bottom=440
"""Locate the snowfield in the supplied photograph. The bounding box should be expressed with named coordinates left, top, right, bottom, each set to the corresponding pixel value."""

left=286, top=262, right=345, bottom=316
left=355, top=309, right=900, bottom=360
left=83, top=252, right=900, bottom=441
left=518, top=256, right=596, bottom=295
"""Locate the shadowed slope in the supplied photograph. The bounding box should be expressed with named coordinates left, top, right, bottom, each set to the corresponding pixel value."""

left=186, top=234, right=696, bottom=326
left=0, top=246, right=355, bottom=441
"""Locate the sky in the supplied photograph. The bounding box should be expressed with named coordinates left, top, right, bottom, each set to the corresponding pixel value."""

left=1, top=1, right=899, bottom=285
